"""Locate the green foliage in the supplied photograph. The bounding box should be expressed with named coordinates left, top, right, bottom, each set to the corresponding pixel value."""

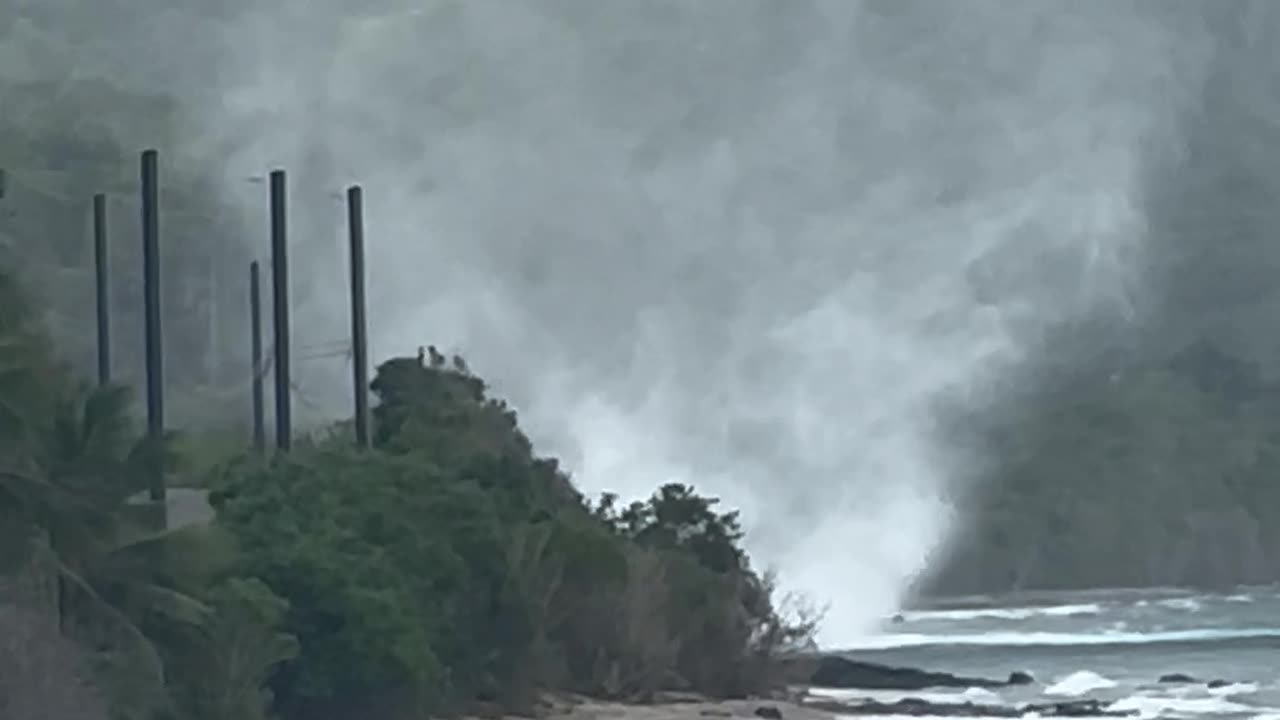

left=208, top=449, right=478, bottom=711
left=0, top=264, right=280, bottom=719
left=165, top=577, right=299, bottom=720
left=0, top=34, right=808, bottom=715
left=929, top=335, right=1280, bottom=594
left=197, top=357, right=814, bottom=718
left=2, top=72, right=809, bottom=710
left=0, top=270, right=59, bottom=459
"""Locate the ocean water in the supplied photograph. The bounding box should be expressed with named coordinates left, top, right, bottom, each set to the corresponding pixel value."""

left=820, top=587, right=1280, bottom=719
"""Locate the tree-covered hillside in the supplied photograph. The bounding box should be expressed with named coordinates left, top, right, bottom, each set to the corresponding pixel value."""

left=926, top=331, right=1280, bottom=595
left=923, top=10, right=1280, bottom=595
left=0, top=266, right=814, bottom=719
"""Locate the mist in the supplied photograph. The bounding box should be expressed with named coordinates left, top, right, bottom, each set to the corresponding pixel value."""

left=186, top=1, right=1215, bottom=646
left=5, top=1, right=1236, bottom=645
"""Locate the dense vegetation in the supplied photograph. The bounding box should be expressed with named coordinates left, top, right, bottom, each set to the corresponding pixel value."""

left=927, top=331, right=1280, bottom=595
left=0, top=266, right=815, bottom=719
left=922, top=12, right=1280, bottom=596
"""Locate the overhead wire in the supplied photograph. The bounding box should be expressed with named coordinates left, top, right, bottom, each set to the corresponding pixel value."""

left=195, top=337, right=353, bottom=407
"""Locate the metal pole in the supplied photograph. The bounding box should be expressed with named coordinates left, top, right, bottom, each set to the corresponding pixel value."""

left=347, top=186, right=370, bottom=448
left=92, top=194, right=111, bottom=386
left=249, top=261, right=266, bottom=453
left=269, top=170, right=292, bottom=451
left=141, top=150, right=165, bottom=502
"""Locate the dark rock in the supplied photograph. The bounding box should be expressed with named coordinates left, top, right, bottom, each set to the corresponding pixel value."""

left=1158, top=673, right=1198, bottom=684
left=1007, top=671, right=1035, bottom=685
left=700, top=711, right=731, bottom=717
left=1206, top=679, right=1232, bottom=689
left=810, top=656, right=1029, bottom=690
left=803, top=697, right=1133, bottom=718
left=754, top=706, right=783, bottom=720
left=1031, top=700, right=1132, bottom=718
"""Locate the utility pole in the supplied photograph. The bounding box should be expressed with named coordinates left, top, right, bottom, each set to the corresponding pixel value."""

left=140, top=150, right=166, bottom=503
left=346, top=186, right=370, bottom=448
left=269, top=170, right=292, bottom=451
left=93, top=194, right=111, bottom=385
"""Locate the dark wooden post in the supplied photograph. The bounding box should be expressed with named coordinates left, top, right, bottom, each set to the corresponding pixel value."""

left=92, top=193, right=111, bottom=386
left=269, top=170, right=292, bottom=451
left=141, top=150, right=165, bottom=502
left=346, top=186, right=370, bottom=448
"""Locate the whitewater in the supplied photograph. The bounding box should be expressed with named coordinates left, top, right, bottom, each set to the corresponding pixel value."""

left=823, top=586, right=1280, bottom=719
left=186, top=0, right=1208, bottom=649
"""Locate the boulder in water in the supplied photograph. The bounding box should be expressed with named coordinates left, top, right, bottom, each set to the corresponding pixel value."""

left=1007, top=671, right=1035, bottom=686
left=803, top=696, right=1133, bottom=718
left=809, top=656, right=1032, bottom=690
left=1157, top=673, right=1198, bottom=684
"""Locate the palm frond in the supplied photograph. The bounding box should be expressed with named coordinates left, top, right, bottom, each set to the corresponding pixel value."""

left=0, top=334, right=50, bottom=444
left=43, top=383, right=137, bottom=487
left=31, top=538, right=167, bottom=690
left=127, top=583, right=212, bottom=627
left=79, top=383, right=135, bottom=458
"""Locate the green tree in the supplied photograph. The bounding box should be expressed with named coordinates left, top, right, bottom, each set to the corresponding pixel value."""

left=205, top=355, right=815, bottom=718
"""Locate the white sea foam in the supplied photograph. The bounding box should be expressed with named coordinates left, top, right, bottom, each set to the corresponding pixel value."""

left=1206, top=683, right=1259, bottom=697
left=1157, top=598, right=1204, bottom=613
left=1107, top=694, right=1254, bottom=719
left=832, top=716, right=1001, bottom=720
left=809, top=687, right=1002, bottom=706
left=1046, top=670, right=1119, bottom=697
left=847, top=627, right=1280, bottom=650
left=904, top=603, right=1103, bottom=622
left=961, top=687, right=1002, bottom=702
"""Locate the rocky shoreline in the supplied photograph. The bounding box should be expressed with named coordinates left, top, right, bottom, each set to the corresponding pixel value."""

left=794, top=654, right=1239, bottom=694
left=523, top=693, right=1132, bottom=720
left=510, top=656, right=1245, bottom=720
left=796, top=655, right=1036, bottom=690
left=802, top=695, right=1129, bottom=718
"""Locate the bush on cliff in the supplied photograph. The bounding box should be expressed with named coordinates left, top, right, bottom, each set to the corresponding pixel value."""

left=205, top=353, right=817, bottom=718
left=2, top=259, right=814, bottom=718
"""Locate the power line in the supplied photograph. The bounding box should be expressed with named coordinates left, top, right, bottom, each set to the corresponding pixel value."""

left=288, top=379, right=330, bottom=413
left=191, top=337, right=352, bottom=405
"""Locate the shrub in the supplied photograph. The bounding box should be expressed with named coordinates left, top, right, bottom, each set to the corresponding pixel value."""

left=196, top=355, right=819, bottom=717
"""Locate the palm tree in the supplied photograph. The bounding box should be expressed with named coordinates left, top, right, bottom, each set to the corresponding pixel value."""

left=0, top=271, right=208, bottom=715
left=30, top=381, right=211, bottom=717
left=0, top=268, right=65, bottom=583
left=0, top=269, right=57, bottom=456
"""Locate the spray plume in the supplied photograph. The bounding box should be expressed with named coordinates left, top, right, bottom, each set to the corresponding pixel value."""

left=11, top=1, right=1227, bottom=644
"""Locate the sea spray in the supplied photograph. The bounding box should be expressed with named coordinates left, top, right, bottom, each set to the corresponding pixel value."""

left=155, top=1, right=1211, bottom=644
